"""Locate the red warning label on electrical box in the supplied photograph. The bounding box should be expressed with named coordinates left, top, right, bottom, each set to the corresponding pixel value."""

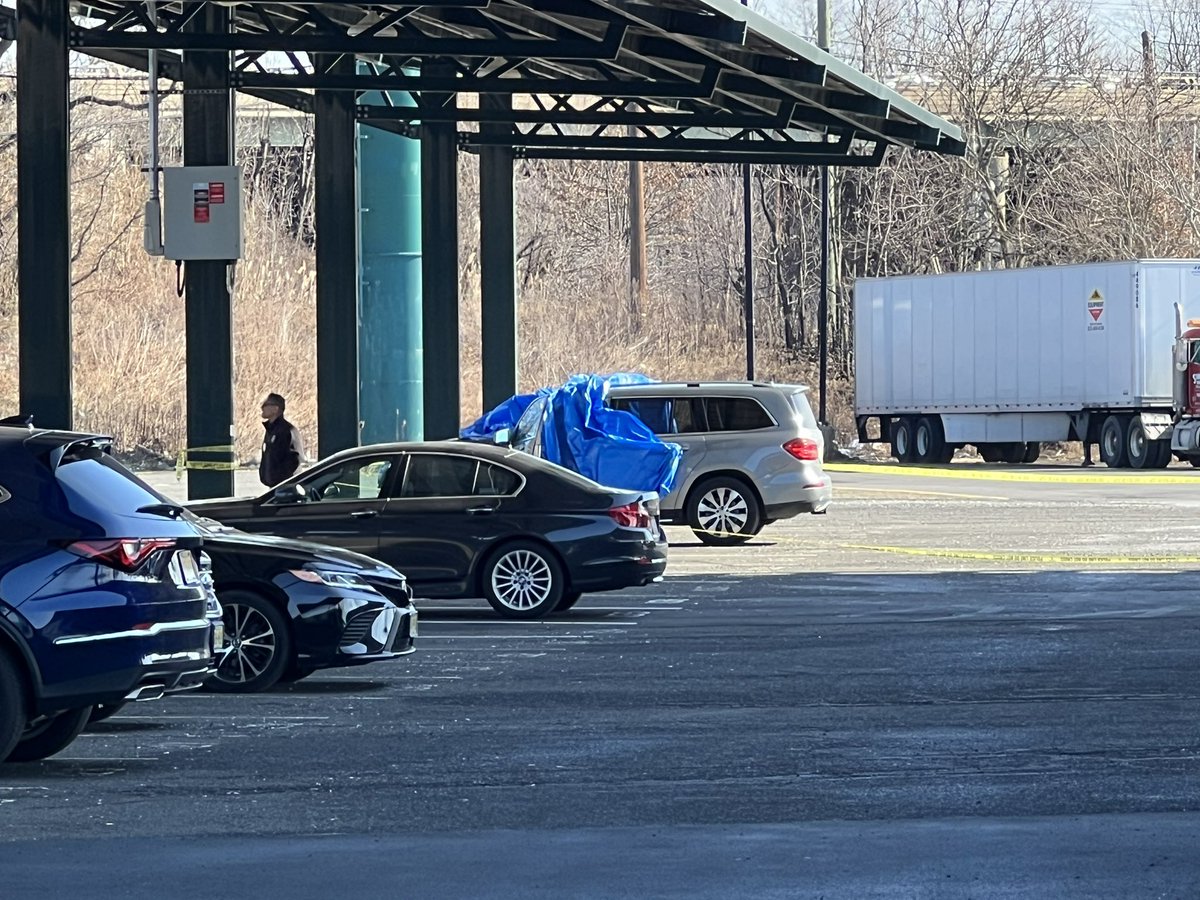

left=209, top=182, right=225, bottom=204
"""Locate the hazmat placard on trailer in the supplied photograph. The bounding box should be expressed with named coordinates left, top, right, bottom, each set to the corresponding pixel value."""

left=1088, top=289, right=1105, bottom=331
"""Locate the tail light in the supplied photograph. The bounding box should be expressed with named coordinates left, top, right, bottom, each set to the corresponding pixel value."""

left=783, top=438, right=820, bottom=461
left=65, top=538, right=176, bottom=573
left=609, top=501, right=652, bottom=529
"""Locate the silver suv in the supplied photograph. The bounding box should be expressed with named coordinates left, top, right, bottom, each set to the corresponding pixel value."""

left=606, top=382, right=832, bottom=545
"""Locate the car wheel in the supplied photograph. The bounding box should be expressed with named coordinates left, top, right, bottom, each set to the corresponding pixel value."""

left=87, top=703, right=126, bottom=725
left=1100, top=416, right=1130, bottom=468
left=688, top=477, right=763, bottom=546
left=7, top=706, right=92, bottom=763
left=483, top=541, right=565, bottom=620
left=206, top=590, right=292, bottom=693
left=0, top=650, right=26, bottom=762
left=554, top=590, right=583, bottom=613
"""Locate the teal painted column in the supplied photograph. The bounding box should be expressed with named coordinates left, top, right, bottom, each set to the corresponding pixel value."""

left=358, top=73, right=423, bottom=443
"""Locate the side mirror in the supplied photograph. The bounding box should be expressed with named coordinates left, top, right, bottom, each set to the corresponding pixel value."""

left=272, top=483, right=306, bottom=504
left=492, top=428, right=512, bottom=446
left=1175, top=340, right=1189, bottom=373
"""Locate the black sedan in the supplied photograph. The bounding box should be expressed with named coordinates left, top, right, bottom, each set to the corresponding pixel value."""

left=198, top=527, right=417, bottom=693
left=189, top=442, right=668, bottom=619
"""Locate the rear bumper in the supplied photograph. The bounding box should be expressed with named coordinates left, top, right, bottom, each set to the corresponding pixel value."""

left=764, top=477, right=833, bottom=520
left=37, top=642, right=217, bottom=714
left=572, top=533, right=669, bottom=591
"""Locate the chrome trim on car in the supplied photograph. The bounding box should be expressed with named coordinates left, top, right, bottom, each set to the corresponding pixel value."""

left=140, top=649, right=212, bottom=665
left=53, top=618, right=212, bottom=645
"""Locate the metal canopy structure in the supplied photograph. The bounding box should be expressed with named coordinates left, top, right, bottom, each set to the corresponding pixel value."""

left=12, top=0, right=963, bottom=499
left=62, top=0, right=964, bottom=164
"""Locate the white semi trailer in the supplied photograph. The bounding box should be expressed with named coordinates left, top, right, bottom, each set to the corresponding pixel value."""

left=853, top=260, right=1200, bottom=468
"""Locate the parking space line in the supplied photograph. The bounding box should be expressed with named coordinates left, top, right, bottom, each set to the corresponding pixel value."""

left=420, top=619, right=637, bottom=626
left=101, top=714, right=331, bottom=721
left=419, top=634, right=618, bottom=639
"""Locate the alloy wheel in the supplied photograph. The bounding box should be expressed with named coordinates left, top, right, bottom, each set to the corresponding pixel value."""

left=697, top=486, right=749, bottom=537
left=218, top=603, right=278, bottom=684
left=490, top=549, right=554, bottom=611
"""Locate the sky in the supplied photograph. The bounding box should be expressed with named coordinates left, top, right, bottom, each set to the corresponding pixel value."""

left=752, top=0, right=1160, bottom=55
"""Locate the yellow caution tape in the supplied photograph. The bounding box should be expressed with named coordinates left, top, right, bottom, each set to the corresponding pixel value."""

left=844, top=544, right=1200, bottom=565
left=176, top=445, right=239, bottom=478
left=836, top=485, right=1008, bottom=501
left=826, top=462, right=1200, bottom=485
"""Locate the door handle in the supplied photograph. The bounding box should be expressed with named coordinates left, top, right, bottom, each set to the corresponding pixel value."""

left=349, top=510, right=379, bottom=519
left=466, top=506, right=496, bottom=516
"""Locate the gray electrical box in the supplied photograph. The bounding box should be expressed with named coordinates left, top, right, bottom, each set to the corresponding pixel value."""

left=163, top=165, right=245, bottom=261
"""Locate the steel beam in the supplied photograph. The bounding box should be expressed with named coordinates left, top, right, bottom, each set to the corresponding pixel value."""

left=17, top=0, right=71, bottom=429
left=72, top=28, right=624, bottom=59
left=313, top=54, right=361, bottom=456
left=182, top=4, right=235, bottom=499
left=420, top=60, right=460, bottom=440
left=235, top=71, right=720, bottom=100
left=479, top=93, right=518, bottom=412
left=360, top=103, right=808, bottom=131
left=509, top=147, right=885, bottom=165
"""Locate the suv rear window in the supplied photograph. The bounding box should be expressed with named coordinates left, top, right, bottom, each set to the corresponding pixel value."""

left=704, top=397, right=773, bottom=431
left=56, top=450, right=174, bottom=511
left=788, top=391, right=819, bottom=428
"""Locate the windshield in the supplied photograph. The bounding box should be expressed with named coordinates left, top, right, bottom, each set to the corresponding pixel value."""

left=511, top=396, right=548, bottom=452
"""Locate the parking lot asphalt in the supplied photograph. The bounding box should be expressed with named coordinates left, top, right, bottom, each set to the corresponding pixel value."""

left=5, top=466, right=1200, bottom=897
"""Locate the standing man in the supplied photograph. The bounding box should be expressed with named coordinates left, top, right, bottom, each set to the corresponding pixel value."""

left=259, top=392, right=304, bottom=487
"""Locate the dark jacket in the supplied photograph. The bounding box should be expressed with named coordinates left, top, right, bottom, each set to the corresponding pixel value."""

left=260, top=416, right=303, bottom=487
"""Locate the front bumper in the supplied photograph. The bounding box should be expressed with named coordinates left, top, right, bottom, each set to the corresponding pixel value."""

left=281, top=571, right=417, bottom=672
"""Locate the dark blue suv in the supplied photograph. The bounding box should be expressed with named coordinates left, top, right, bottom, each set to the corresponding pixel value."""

left=0, top=424, right=220, bottom=762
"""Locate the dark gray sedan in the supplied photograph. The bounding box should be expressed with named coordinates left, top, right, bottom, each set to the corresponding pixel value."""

left=189, top=442, right=667, bottom=619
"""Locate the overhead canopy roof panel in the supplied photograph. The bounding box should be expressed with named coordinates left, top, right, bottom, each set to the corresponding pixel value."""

left=50, top=0, right=966, bottom=164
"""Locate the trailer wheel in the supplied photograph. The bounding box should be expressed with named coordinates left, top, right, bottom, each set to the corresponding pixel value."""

left=1126, top=419, right=1155, bottom=469
left=1190, top=458, right=1200, bottom=468
left=1100, top=416, right=1130, bottom=468
left=977, top=443, right=1001, bottom=463
left=1022, top=442, right=1041, bottom=464
left=914, top=417, right=945, bottom=464
left=892, top=418, right=916, bottom=463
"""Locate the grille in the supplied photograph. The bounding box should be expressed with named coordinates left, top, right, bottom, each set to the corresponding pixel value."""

left=339, top=610, right=377, bottom=648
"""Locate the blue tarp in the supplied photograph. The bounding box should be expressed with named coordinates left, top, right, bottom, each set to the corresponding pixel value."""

left=461, top=373, right=682, bottom=496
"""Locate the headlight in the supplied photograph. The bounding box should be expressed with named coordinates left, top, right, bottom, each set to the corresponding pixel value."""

left=289, top=568, right=378, bottom=592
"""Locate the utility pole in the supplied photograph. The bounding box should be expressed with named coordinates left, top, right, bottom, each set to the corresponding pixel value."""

left=741, top=0, right=755, bottom=381
left=628, top=124, right=648, bottom=323
left=817, top=0, right=832, bottom=427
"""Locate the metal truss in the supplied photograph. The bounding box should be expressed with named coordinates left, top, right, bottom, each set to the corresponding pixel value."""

left=53, top=0, right=964, bottom=163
